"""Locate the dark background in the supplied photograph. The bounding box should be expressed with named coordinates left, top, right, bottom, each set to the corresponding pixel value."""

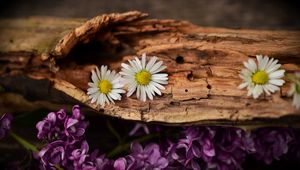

left=0, top=1, right=300, bottom=169
left=0, top=0, right=300, bottom=30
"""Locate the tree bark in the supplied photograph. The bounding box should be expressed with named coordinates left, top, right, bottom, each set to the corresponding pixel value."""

left=0, top=11, right=300, bottom=127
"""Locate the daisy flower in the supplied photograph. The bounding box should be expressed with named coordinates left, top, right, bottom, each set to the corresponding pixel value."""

left=87, top=65, right=125, bottom=106
left=287, top=73, right=300, bottom=109
left=238, top=55, right=285, bottom=99
left=120, top=53, right=168, bottom=102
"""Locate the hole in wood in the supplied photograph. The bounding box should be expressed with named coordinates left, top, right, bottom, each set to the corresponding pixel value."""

left=207, top=84, right=211, bottom=89
left=187, top=72, right=193, bottom=81
left=115, top=45, right=124, bottom=53
left=185, top=89, right=188, bottom=92
left=58, top=41, right=125, bottom=66
left=170, top=101, right=180, bottom=106
left=176, top=55, right=184, bottom=64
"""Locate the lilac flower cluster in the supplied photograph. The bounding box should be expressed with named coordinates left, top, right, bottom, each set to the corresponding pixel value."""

left=36, top=105, right=91, bottom=169
left=36, top=106, right=168, bottom=170
left=114, top=142, right=168, bottom=170
left=36, top=105, right=87, bottom=142
left=0, top=113, right=13, bottom=139
left=34, top=106, right=300, bottom=170
left=251, top=127, right=293, bottom=164
left=166, top=126, right=296, bottom=170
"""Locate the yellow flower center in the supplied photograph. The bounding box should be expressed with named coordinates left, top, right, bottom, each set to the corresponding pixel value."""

left=97, top=80, right=112, bottom=94
left=252, top=70, right=269, bottom=85
left=135, top=70, right=152, bottom=85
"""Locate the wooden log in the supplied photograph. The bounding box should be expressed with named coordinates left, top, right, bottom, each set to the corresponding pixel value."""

left=0, top=11, right=300, bottom=127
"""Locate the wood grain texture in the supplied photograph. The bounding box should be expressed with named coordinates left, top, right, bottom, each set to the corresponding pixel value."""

left=0, top=11, right=300, bottom=127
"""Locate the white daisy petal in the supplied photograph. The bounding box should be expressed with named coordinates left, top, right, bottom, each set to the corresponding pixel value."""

left=128, top=60, right=139, bottom=72
left=238, top=82, right=249, bottom=89
left=107, top=94, right=115, bottom=103
left=256, top=55, right=263, bottom=62
left=253, top=85, right=263, bottom=99
left=108, top=70, right=116, bottom=82
left=111, top=76, right=122, bottom=84
left=135, top=57, right=143, bottom=70
left=244, top=59, right=257, bottom=73
left=269, top=79, right=285, bottom=86
left=146, top=56, right=157, bottom=70
left=101, top=65, right=107, bottom=80
left=136, top=85, right=141, bottom=99
left=95, top=66, right=101, bottom=79
left=127, top=84, right=137, bottom=97
left=97, top=93, right=103, bottom=105
left=239, top=55, right=285, bottom=99
left=262, top=85, right=271, bottom=95
left=152, top=79, right=168, bottom=85
left=91, top=70, right=98, bottom=83
left=149, top=82, right=162, bottom=95
left=265, top=84, right=279, bottom=93
left=247, top=86, right=254, bottom=97
left=269, top=70, right=285, bottom=79
left=88, top=83, right=97, bottom=88
left=111, top=89, right=126, bottom=95
left=87, top=87, right=99, bottom=94
left=113, top=83, right=124, bottom=89
left=266, top=64, right=281, bottom=74
left=264, top=57, right=274, bottom=71
left=140, top=86, right=146, bottom=102
left=152, top=81, right=166, bottom=90
left=152, top=65, right=167, bottom=74
left=91, top=94, right=98, bottom=104
left=109, top=92, right=120, bottom=100
left=145, top=86, right=154, bottom=100
left=152, top=73, right=168, bottom=80
left=258, top=55, right=269, bottom=70
left=141, top=53, right=146, bottom=69
left=149, top=61, right=163, bottom=74
left=121, top=63, right=134, bottom=73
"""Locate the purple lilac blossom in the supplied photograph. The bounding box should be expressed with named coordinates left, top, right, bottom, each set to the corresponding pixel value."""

left=166, top=127, right=215, bottom=169
left=70, top=145, right=114, bottom=170
left=207, top=127, right=255, bottom=170
left=37, top=105, right=90, bottom=169
left=166, top=127, right=256, bottom=170
left=0, top=113, right=13, bottom=139
left=36, top=105, right=88, bottom=142
left=116, top=142, right=168, bottom=170
left=286, top=129, right=300, bottom=160
left=39, top=140, right=67, bottom=169
left=251, top=127, right=293, bottom=164
left=34, top=106, right=300, bottom=170
left=69, top=140, right=90, bottom=169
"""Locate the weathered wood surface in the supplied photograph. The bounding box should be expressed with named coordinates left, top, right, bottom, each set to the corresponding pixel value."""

left=0, top=11, right=300, bottom=127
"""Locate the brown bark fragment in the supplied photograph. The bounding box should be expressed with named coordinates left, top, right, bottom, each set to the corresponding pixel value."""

left=0, top=11, right=300, bottom=127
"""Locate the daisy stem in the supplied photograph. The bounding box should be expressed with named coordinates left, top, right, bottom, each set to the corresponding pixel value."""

left=106, top=120, right=122, bottom=144
left=10, top=132, right=38, bottom=152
